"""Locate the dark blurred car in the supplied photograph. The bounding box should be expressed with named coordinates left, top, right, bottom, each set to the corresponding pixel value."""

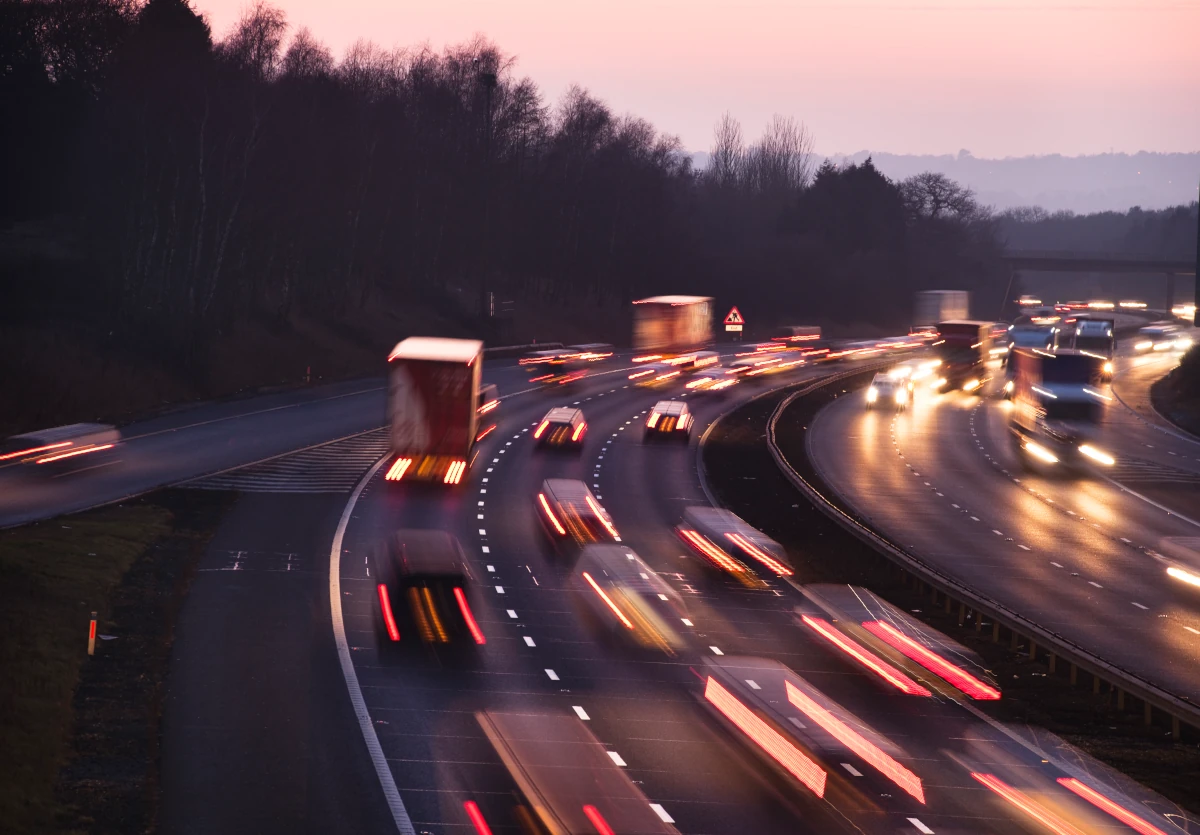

left=1, top=423, right=121, bottom=470
left=571, top=544, right=688, bottom=655
left=537, top=478, right=620, bottom=550
left=371, top=529, right=486, bottom=649
left=533, top=407, right=587, bottom=449
left=644, top=400, right=692, bottom=441
left=676, top=506, right=792, bottom=583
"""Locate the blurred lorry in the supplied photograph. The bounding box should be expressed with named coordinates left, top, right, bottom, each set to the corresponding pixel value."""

left=934, top=320, right=992, bottom=393
left=1062, top=317, right=1115, bottom=380
left=1008, top=347, right=1114, bottom=469
left=914, top=290, right=969, bottom=327
left=632, top=295, right=713, bottom=357
left=384, top=337, right=483, bottom=485
left=0, top=423, right=121, bottom=470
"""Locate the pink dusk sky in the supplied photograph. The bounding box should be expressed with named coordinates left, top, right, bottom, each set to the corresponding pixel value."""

left=194, top=0, right=1200, bottom=158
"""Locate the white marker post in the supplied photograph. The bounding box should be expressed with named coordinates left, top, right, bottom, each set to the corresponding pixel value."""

left=87, top=611, right=97, bottom=656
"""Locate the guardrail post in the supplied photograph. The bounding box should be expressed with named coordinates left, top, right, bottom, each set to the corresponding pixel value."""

left=1172, top=716, right=1181, bottom=740
left=1117, top=689, right=1125, bottom=710
left=1144, top=702, right=1152, bottom=726
left=944, top=595, right=952, bottom=614
left=957, top=602, right=965, bottom=626
left=1069, top=664, right=1077, bottom=686
left=1010, top=629, right=1019, bottom=650
left=992, top=622, right=1000, bottom=642
left=1047, top=653, right=1056, bottom=674
left=1093, top=675, right=1101, bottom=695
left=1029, top=640, right=1037, bottom=661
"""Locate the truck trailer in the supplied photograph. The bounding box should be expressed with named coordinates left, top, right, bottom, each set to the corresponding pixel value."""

left=1008, top=347, right=1115, bottom=470
left=384, top=337, right=483, bottom=485
left=914, top=290, right=969, bottom=327
left=632, top=295, right=713, bottom=359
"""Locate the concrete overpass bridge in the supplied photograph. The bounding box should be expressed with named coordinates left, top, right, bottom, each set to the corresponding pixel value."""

left=1001, top=250, right=1197, bottom=314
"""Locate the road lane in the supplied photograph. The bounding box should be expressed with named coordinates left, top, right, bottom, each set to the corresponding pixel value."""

left=808, top=370, right=1200, bottom=707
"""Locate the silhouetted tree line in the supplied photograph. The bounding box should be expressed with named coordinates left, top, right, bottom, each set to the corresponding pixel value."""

left=3, top=0, right=1012, bottom=363
left=997, top=203, right=1199, bottom=260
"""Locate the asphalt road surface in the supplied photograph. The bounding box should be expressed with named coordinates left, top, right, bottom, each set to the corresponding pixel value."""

left=808, top=339, right=1200, bottom=711
left=161, top=354, right=1191, bottom=835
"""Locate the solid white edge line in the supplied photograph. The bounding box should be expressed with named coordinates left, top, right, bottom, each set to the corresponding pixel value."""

left=329, top=454, right=417, bottom=835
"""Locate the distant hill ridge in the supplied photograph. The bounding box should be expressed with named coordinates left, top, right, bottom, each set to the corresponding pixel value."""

left=689, top=150, right=1200, bottom=214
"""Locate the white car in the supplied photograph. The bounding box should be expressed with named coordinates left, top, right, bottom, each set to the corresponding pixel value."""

left=865, top=373, right=910, bottom=411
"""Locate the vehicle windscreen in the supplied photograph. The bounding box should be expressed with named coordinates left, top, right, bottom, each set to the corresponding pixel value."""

left=1041, top=354, right=1098, bottom=383
left=1010, top=329, right=1052, bottom=348
left=1073, top=335, right=1112, bottom=354
left=1045, top=400, right=1101, bottom=422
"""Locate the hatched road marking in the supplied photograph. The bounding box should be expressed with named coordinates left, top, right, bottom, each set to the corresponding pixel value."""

left=185, top=428, right=389, bottom=493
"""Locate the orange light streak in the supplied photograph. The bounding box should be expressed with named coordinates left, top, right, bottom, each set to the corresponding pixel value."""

left=582, top=571, right=634, bottom=629
left=0, top=441, right=71, bottom=461
left=36, top=444, right=114, bottom=464
left=972, top=773, right=1087, bottom=835
left=725, top=533, right=792, bottom=576
left=538, top=493, right=567, bottom=535
left=584, top=494, right=619, bottom=539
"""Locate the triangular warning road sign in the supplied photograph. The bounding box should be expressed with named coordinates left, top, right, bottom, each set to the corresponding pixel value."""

left=724, top=306, right=744, bottom=325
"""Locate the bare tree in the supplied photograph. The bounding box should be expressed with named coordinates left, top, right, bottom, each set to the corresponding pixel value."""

left=744, top=114, right=814, bottom=196
left=900, top=171, right=988, bottom=224
left=709, top=112, right=744, bottom=189
left=280, top=27, right=331, bottom=80
left=220, top=0, right=286, bottom=81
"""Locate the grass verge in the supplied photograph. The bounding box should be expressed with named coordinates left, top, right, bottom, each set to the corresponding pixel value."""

left=702, top=379, right=1200, bottom=815
left=1151, top=344, right=1200, bottom=438
left=0, top=490, right=233, bottom=834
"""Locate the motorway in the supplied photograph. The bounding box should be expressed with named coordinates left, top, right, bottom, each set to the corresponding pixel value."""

left=808, top=338, right=1200, bottom=711
left=143, top=352, right=1191, bottom=834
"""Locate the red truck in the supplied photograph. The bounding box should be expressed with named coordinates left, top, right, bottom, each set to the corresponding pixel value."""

left=384, top=337, right=483, bottom=485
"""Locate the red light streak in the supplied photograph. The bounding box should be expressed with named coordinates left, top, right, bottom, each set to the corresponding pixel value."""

left=655, top=370, right=681, bottom=382
left=36, top=444, right=114, bottom=464
left=679, top=529, right=746, bottom=574
left=972, top=773, right=1087, bottom=835
left=861, top=620, right=1000, bottom=700
left=582, top=805, right=616, bottom=835
left=463, top=801, right=492, bottom=835
left=478, top=399, right=499, bottom=414
left=530, top=374, right=553, bottom=382
left=572, top=422, right=587, bottom=442
left=533, top=420, right=549, bottom=439
left=475, top=425, right=496, bottom=442
left=377, top=584, right=401, bottom=641
left=538, top=493, right=567, bottom=535
left=1056, top=778, right=1167, bottom=835
left=704, top=676, right=826, bottom=796
left=453, top=587, right=486, bottom=645
left=0, top=441, right=71, bottom=461
left=725, top=533, right=792, bottom=576
left=785, top=680, right=925, bottom=803
left=632, top=354, right=662, bottom=363
left=800, top=616, right=930, bottom=697
left=582, top=571, right=634, bottom=629
left=385, top=457, right=412, bottom=481
left=584, top=494, right=619, bottom=539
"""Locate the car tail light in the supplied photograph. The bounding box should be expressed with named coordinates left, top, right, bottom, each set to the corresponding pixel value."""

left=533, top=420, right=549, bottom=438
left=572, top=422, right=586, bottom=442
left=0, top=441, right=71, bottom=462
left=454, top=587, right=486, bottom=644
left=36, top=443, right=114, bottom=464
left=629, top=369, right=654, bottom=379
left=385, top=457, right=413, bottom=481
left=725, top=533, right=791, bottom=576
left=632, top=354, right=662, bottom=363
left=463, top=801, right=492, bottom=835
left=800, top=616, right=930, bottom=696
left=1055, top=778, right=1166, bottom=835
left=785, top=681, right=924, bottom=803
left=377, top=584, right=400, bottom=641
left=861, top=620, right=1000, bottom=700
left=582, top=805, right=616, bottom=835
left=704, top=676, right=826, bottom=797
left=584, top=494, right=619, bottom=539
left=538, top=493, right=567, bottom=535
left=679, top=529, right=747, bottom=575
left=646, top=412, right=660, bottom=428
left=444, top=460, right=467, bottom=484
left=972, top=774, right=1086, bottom=835
left=478, top=399, right=499, bottom=415
left=582, top=571, right=634, bottom=629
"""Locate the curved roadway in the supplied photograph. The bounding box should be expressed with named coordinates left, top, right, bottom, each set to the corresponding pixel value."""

left=808, top=337, right=1200, bottom=708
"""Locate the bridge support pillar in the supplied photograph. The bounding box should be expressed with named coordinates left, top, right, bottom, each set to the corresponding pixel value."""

left=1166, top=272, right=1176, bottom=313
